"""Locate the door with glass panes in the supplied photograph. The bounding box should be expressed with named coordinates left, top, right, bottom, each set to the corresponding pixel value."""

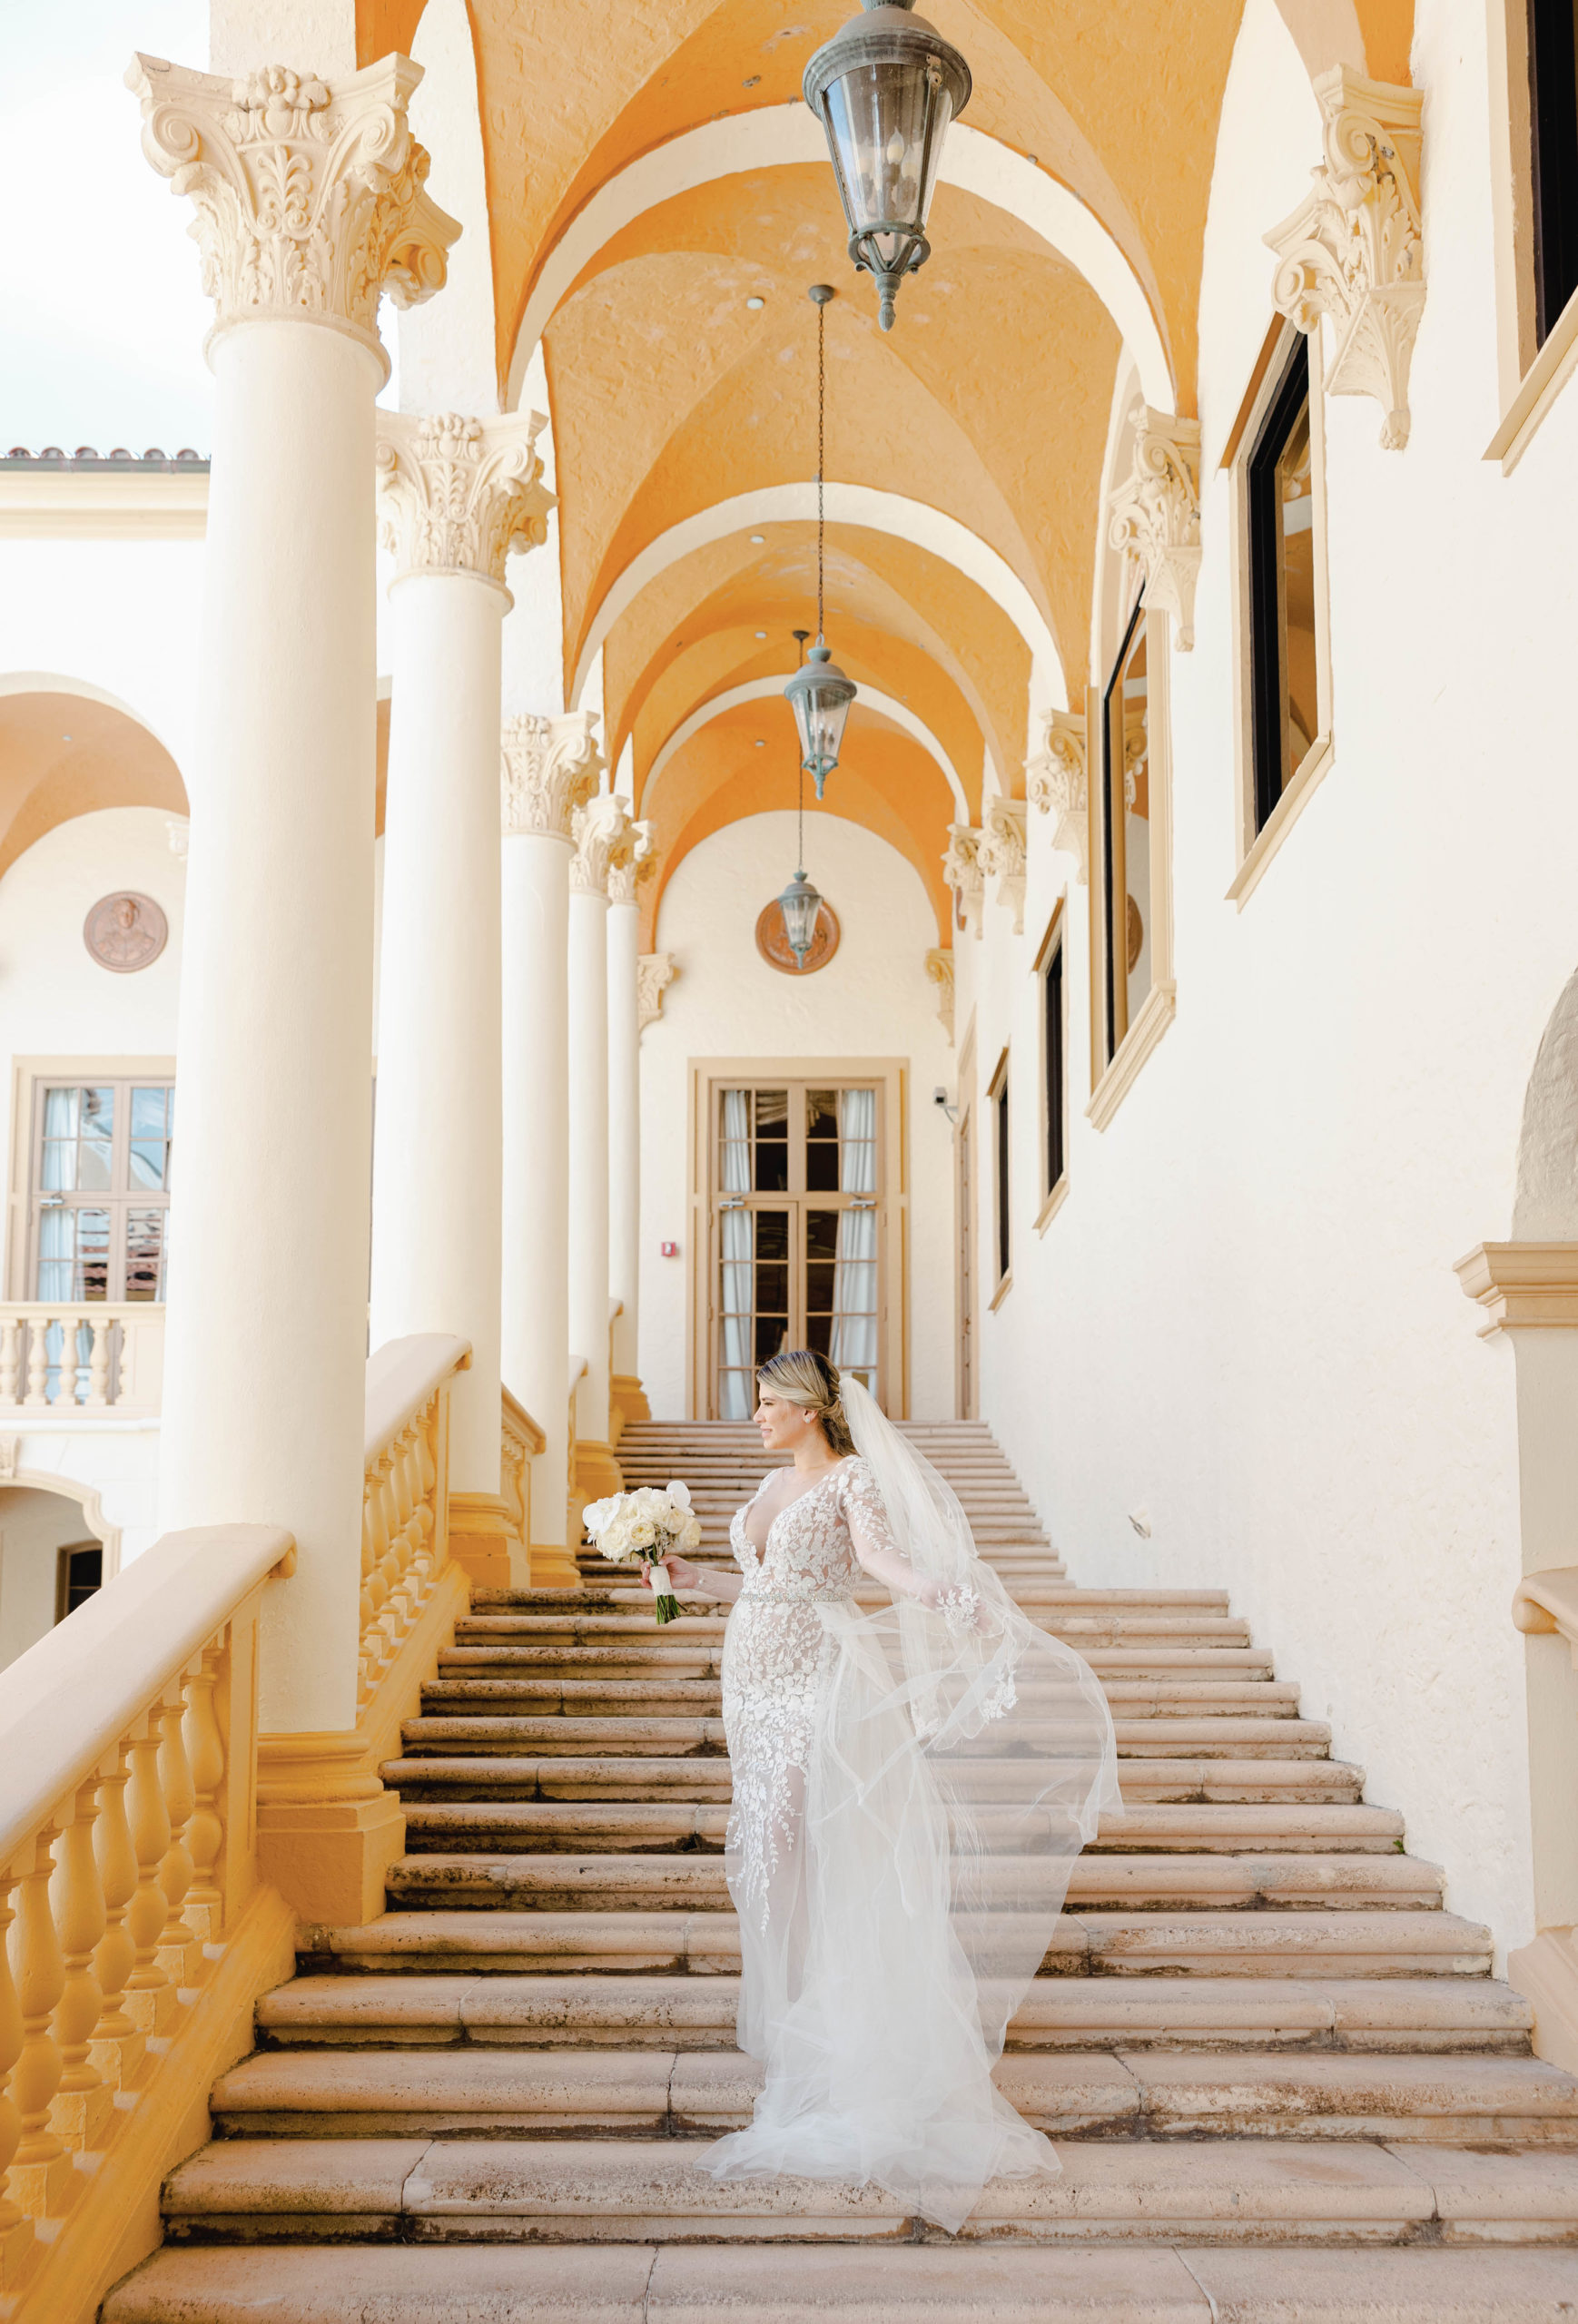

left=709, top=1080, right=883, bottom=1420
left=29, top=1081, right=173, bottom=1302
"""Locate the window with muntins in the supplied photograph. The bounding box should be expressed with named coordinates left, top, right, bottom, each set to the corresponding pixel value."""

left=1246, top=337, right=1318, bottom=833
left=31, top=1081, right=173, bottom=1303
left=1530, top=0, right=1578, bottom=342
left=1099, top=595, right=1152, bottom=1064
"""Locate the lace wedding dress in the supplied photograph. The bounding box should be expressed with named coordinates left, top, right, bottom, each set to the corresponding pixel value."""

left=700, top=1385, right=1119, bottom=2232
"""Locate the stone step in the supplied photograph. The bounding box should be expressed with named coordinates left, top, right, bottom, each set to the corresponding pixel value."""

left=433, top=1645, right=1280, bottom=1680
left=452, top=1614, right=1257, bottom=1648
left=256, top=1972, right=1534, bottom=2053
left=203, top=2045, right=1578, bottom=2142
left=101, top=2241, right=1578, bottom=2319
left=473, top=1587, right=1238, bottom=1614
left=385, top=1791, right=1398, bottom=1858
left=380, top=1849, right=1445, bottom=1914
left=389, top=1746, right=1366, bottom=1805
left=307, top=1907, right=1493, bottom=1978
left=157, top=2134, right=1578, bottom=2248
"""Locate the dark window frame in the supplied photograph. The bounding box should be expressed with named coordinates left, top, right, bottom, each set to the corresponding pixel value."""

left=1100, top=593, right=1146, bottom=1068
left=989, top=1059, right=1011, bottom=1286
left=1530, top=0, right=1578, bottom=344
left=1044, top=937, right=1066, bottom=1198
left=1246, top=334, right=1313, bottom=837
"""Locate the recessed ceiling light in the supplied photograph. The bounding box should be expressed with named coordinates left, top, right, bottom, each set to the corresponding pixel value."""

left=754, top=738, right=766, bottom=748
left=754, top=630, right=767, bottom=639
left=749, top=533, right=765, bottom=545
left=61, top=734, right=72, bottom=742
left=745, top=296, right=765, bottom=310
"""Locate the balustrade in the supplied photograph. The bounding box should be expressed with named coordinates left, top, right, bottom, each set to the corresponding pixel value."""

left=0, top=1305, right=163, bottom=1415
left=357, top=1379, right=446, bottom=1712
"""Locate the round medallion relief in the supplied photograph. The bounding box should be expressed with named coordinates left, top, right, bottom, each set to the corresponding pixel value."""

left=754, top=898, right=841, bottom=977
left=84, top=891, right=168, bottom=975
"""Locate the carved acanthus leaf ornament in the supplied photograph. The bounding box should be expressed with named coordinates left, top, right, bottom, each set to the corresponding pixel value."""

left=570, top=792, right=637, bottom=900
left=500, top=711, right=604, bottom=841
left=607, top=820, right=655, bottom=908
left=1109, top=405, right=1202, bottom=649
left=127, top=54, right=458, bottom=370
left=924, top=948, right=955, bottom=1043
left=637, top=952, right=678, bottom=1034
left=1026, top=708, right=1089, bottom=880
left=378, top=411, right=552, bottom=590
left=941, top=824, right=985, bottom=940
left=1267, top=69, right=1425, bottom=451
left=979, top=798, right=1028, bottom=935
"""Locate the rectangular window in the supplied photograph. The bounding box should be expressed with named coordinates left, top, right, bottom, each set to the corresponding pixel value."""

left=30, top=1080, right=174, bottom=1304
left=55, top=1541, right=103, bottom=1624
left=1043, top=934, right=1066, bottom=1198
left=988, top=1055, right=1011, bottom=1288
left=1099, top=596, right=1151, bottom=1065
left=1246, top=336, right=1319, bottom=834
left=1530, top=0, right=1578, bottom=342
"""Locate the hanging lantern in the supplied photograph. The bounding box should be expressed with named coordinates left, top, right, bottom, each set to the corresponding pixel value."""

left=804, top=0, right=971, bottom=331
left=784, top=644, right=856, bottom=802
left=776, top=865, right=824, bottom=967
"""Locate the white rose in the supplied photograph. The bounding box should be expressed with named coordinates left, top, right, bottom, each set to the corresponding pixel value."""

left=682, top=1516, right=703, bottom=1550
left=629, top=1519, right=656, bottom=1548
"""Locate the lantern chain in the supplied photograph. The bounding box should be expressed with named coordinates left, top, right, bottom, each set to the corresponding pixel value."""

left=816, top=293, right=825, bottom=644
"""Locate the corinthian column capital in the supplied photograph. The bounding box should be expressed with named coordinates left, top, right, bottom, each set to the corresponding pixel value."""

left=1108, top=404, right=1202, bottom=650
left=377, top=410, right=552, bottom=592
left=500, top=710, right=604, bottom=842
left=127, top=53, right=459, bottom=376
left=1027, top=707, right=1089, bottom=881
left=607, top=820, right=655, bottom=908
left=569, top=792, right=636, bottom=901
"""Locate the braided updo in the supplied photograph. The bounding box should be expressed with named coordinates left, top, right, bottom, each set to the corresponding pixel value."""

left=755, top=1347, right=856, bottom=1458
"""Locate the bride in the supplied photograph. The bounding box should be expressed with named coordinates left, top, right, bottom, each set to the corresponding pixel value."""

left=646, top=1346, right=1118, bottom=2232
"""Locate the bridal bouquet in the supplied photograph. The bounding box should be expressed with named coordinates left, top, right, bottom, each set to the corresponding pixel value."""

left=582, top=1481, right=703, bottom=1625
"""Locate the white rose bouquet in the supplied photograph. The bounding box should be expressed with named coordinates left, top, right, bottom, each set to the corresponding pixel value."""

left=581, top=1479, right=704, bottom=1625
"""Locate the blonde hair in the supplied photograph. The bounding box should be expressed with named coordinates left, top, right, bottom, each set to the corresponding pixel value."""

left=756, top=1348, right=856, bottom=1458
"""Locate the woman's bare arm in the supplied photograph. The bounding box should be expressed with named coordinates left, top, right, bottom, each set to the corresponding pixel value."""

left=646, top=1554, right=745, bottom=1604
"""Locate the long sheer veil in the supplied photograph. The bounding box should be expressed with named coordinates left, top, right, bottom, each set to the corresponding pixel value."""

left=706, top=1378, right=1119, bottom=2231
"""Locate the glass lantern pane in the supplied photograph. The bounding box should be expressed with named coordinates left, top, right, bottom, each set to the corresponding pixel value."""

left=824, top=62, right=936, bottom=231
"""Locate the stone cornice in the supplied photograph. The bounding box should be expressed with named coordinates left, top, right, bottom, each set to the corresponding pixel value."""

left=127, top=54, right=459, bottom=377
left=1267, top=67, right=1425, bottom=451
left=1108, top=405, right=1202, bottom=650
left=569, top=791, right=636, bottom=901
left=499, top=711, right=604, bottom=842
left=637, top=952, right=677, bottom=1033
left=1455, top=1243, right=1578, bottom=1335
left=979, top=798, right=1028, bottom=934
left=1027, top=708, right=1088, bottom=881
left=942, top=823, right=984, bottom=940
left=377, top=410, right=552, bottom=591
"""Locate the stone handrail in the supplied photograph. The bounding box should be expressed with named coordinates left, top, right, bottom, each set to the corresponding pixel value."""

left=0, top=1303, right=164, bottom=1414
left=501, top=1386, right=547, bottom=1581
left=357, top=1334, right=469, bottom=1712
left=0, top=1521, right=293, bottom=2281
left=1514, top=1567, right=1578, bottom=1669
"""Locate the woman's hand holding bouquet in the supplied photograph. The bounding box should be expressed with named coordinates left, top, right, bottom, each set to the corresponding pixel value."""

left=581, top=1481, right=705, bottom=1625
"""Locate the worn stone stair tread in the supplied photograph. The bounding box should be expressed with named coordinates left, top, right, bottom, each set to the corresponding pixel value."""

left=257, top=1974, right=1533, bottom=2052
left=311, top=1906, right=1493, bottom=1975
left=162, top=2134, right=1578, bottom=2245
left=452, top=1614, right=1256, bottom=1646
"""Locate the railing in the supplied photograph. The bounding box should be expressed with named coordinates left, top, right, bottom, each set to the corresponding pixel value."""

left=1514, top=1568, right=1578, bottom=1666
left=0, top=1303, right=164, bottom=1414
left=356, top=1335, right=467, bottom=1713
left=0, top=1521, right=292, bottom=2285
left=501, top=1386, right=547, bottom=1573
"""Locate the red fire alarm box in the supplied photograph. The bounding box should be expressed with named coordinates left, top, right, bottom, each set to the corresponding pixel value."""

left=660, top=1240, right=679, bottom=1257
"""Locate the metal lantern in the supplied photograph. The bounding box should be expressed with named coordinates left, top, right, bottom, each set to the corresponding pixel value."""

left=784, top=643, right=856, bottom=802
left=776, top=865, right=824, bottom=967
left=804, top=0, right=971, bottom=330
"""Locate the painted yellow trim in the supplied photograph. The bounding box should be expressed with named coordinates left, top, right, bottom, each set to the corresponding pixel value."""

left=12, top=1883, right=296, bottom=2324
left=1486, top=281, right=1578, bottom=476
left=1086, top=980, right=1177, bottom=1132
left=1226, top=732, right=1335, bottom=909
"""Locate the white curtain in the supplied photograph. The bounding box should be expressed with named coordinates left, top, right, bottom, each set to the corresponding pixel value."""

left=829, top=1088, right=878, bottom=1384
left=718, top=1090, right=754, bottom=1418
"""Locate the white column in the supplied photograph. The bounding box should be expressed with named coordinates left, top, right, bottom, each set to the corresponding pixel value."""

left=131, top=53, right=456, bottom=1736
left=607, top=825, right=651, bottom=1427
left=500, top=712, right=603, bottom=1588
left=371, top=412, right=551, bottom=1591
left=567, top=793, right=636, bottom=1497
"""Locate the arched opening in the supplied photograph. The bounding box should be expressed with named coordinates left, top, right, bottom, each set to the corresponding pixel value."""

left=0, top=1480, right=107, bottom=1674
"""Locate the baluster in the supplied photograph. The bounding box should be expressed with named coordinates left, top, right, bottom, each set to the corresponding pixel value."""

left=0, top=1317, right=20, bottom=1406
left=358, top=1485, right=385, bottom=1703
left=22, top=1319, right=50, bottom=1409
left=8, top=1825, right=70, bottom=2216
left=90, top=1744, right=143, bottom=2092
left=123, top=1727, right=175, bottom=2034
left=182, top=1644, right=226, bottom=1942
left=156, top=1684, right=198, bottom=1985
left=376, top=1452, right=408, bottom=1647
left=48, top=1778, right=107, bottom=2151
left=84, top=1316, right=111, bottom=1410
left=0, top=1870, right=32, bottom=2276
left=418, top=1406, right=443, bottom=1572
left=368, top=1455, right=399, bottom=1670
left=388, top=1429, right=419, bottom=1627
left=55, top=1315, right=80, bottom=1411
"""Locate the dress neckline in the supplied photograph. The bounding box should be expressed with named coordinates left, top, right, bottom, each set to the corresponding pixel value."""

left=740, top=1457, right=857, bottom=1560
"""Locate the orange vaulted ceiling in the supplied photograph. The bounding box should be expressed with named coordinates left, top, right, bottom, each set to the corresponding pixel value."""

left=638, top=697, right=955, bottom=951
left=0, top=692, right=188, bottom=884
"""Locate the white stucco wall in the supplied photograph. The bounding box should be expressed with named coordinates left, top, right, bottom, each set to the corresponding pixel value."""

left=952, top=0, right=1578, bottom=1963
left=638, top=812, right=955, bottom=1423
left=0, top=1483, right=104, bottom=1674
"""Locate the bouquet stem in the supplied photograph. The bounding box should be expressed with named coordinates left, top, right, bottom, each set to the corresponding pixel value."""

left=653, top=1587, right=681, bottom=1625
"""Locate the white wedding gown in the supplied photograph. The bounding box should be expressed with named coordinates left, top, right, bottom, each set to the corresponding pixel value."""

left=700, top=1398, right=1119, bottom=2233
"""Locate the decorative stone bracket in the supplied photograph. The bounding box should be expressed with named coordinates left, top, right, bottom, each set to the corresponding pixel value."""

left=1027, top=708, right=1089, bottom=880
left=1454, top=1242, right=1578, bottom=1335
left=1108, top=404, right=1202, bottom=650
left=1267, top=67, right=1425, bottom=451
left=924, top=947, right=955, bottom=1042
left=979, top=798, right=1028, bottom=934
left=637, top=951, right=678, bottom=1033
left=500, top=710, right=605, bottom=841
left=377, top=409, right=552, bottom=593
left=570, top=790, right=637, bottom=900
left=942, top=823, right=984, bottom=940
left=607, top=819, right=655, bottom=909
left=127, top=54, right=459, bottom=372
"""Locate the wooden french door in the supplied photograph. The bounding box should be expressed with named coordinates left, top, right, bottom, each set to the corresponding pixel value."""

left=706, top=1078, right=884, bottom=1419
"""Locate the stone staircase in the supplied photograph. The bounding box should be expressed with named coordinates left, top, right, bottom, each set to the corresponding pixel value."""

left=105, top=1423, right=1578, bottom=2319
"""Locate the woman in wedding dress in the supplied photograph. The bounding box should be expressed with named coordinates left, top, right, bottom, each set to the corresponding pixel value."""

left=646, top=1347, right=1119, bottom=2232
